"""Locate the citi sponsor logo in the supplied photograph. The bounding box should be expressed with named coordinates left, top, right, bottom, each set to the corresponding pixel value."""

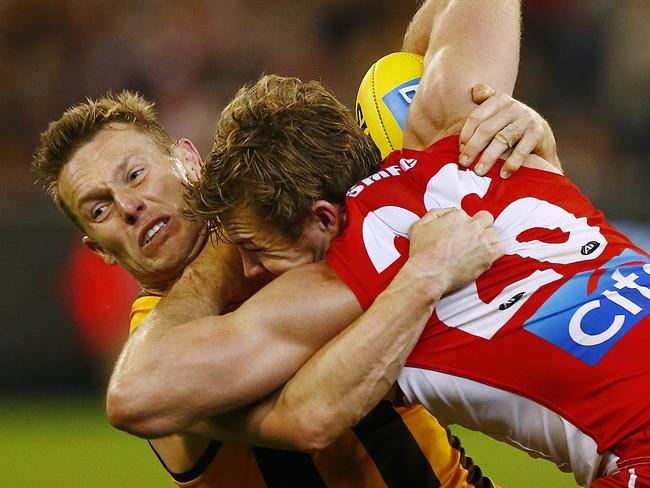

left=524, top=249, right=650, bottom=365
left=347, top=158, right=418, bottom=198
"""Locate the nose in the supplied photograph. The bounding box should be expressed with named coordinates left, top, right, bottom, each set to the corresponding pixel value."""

left=114, top=191, right=146, bottom=225
left=240, top=249, right=267, bottom=279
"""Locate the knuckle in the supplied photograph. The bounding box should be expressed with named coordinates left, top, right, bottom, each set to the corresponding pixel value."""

left=472, top=219, right=485, bottom=233
left=465, top=114, right=481, bottom=127
left=495, top=92, right=509, bottom=104
left=510, top=149, right=526, bottom=161
left=495, top=243, right=505, bottom=258
left=521, top=113, right=534, bottom=124
left=478, top=120, right=500, bottom=136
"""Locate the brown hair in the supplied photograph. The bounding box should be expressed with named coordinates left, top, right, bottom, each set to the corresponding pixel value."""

left=32, top=90, right=175, bottom=228
left=188, top=74, right=381, bottom=238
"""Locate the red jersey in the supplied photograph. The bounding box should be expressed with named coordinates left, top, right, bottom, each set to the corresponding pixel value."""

left=326, top=135, right=650, bottom=486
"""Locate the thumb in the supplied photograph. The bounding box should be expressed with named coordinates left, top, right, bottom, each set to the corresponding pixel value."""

left=414, top=208, right=460, bottom=228
left=422, top=207, right=456, bottom=221
left=471, top=83, right=496, bottom=104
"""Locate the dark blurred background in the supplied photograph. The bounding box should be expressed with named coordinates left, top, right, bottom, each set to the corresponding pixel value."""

left=1, top=0, right=648, bottom=394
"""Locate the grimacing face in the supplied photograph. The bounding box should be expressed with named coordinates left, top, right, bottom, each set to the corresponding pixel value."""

left=223, top=202, right=344, bottom=278
left=57, top=123, right=205, bottom=292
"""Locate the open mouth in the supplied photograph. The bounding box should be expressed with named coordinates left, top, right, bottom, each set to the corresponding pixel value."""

left=141, top=218, right=169, bottom=247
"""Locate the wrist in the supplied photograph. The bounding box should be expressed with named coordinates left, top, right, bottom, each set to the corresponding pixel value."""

left=393, top=259, right=447, bottom=307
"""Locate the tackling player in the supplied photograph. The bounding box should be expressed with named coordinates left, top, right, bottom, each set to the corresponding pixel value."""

left=33, top=92, right=508, bottom=488
left=114, top=1, right=647, bottom=487
left=33, top=1, right=558, bottom=486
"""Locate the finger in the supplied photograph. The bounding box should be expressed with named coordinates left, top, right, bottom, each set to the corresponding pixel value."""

left=418, top=207, right=457, bottom=224
left=409, top=208, right=459, bottom=238
left=471, top=83, right=496, bottom=104
left=483, top=227, right=500, bottom=245
left=459, top=94, right=504, bottom=146
left=472, top=210, right=495, bottom=228
left=461, top=103, right=520, bottom=170
left=492, top=240, right=505, bottom=260
left=500, top=125, right=541, bottom=178
left=459, top=92, right=510, bottom=159
left=500, top=121, right=544, bottom=178
left=474, top=137, right=511, bottom=176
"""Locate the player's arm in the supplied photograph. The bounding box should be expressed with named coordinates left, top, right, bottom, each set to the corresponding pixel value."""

left=107, top=209, right=500, bottom=442
left=403, top=0, right=521, bottom=149
left=106, top=253, right=363, bottom=438
left=128, top=293, right=223, bottom=479
left=401, top=1, right=560, bottom=176
left=402, top=0, right=437, bottom=55
left=185, top=209, right=502, bottom=451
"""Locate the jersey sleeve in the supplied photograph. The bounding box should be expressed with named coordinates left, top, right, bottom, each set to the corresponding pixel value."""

left=326, top=203, right=407, bottom=311
left=129, top=295, right=161, bottom=334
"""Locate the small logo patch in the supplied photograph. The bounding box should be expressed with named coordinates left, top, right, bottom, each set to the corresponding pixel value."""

left=499, top=292, right=526, bottom=310
left=581, top=241, right=600, bottom=255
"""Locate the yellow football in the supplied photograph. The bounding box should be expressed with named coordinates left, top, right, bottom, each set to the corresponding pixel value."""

left=355, top=52, right=424, bottom=158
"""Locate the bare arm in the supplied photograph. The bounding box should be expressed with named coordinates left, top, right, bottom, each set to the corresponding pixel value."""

left=403, top=1, right=559, bottom=176
left=106, top=253, right=363, bottom=437
left=404, top=0, right=521, bottom=149
left=402, top=1, right=436, bottom=55
left=135, top=210, right=500, bottom=452
left=191, top=209, right=502, bottom=451
left=107, top=208, right=501, bottom=444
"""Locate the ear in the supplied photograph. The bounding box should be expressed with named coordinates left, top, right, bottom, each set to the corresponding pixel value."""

left=175, top=138, right=203, bottom=181
left=311, top=200, right=345, bottom=237
left=82, top=235, right=118, bottom=265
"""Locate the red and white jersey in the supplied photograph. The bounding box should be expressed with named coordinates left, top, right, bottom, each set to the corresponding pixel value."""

left=326, top=136, right=650, bottom=486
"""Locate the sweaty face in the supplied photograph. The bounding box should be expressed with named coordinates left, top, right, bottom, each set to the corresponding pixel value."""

left=58, top=124, right=205, bottom=292
left=223, top=206, right=331, bottom=278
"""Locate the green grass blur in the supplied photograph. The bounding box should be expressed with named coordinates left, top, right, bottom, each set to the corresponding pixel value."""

left=1, top=396, right=578, bottom=487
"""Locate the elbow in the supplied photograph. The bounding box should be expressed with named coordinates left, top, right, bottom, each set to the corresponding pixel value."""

left=291, top=427, right=338, bottom=453
left=105, top=383, right=148, bottom=436
left=105, top=382, right=180, bottom=439
left=280, top=406, right=350, bottom=452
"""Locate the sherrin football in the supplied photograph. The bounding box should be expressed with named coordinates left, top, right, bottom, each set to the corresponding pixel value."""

left=355, top=52, right=424, bottom=158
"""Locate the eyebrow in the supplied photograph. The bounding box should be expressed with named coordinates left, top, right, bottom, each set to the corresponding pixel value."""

left=76, top=156, right=133, bottom=208
left=229, top=235, right=252, bottom=246
left=224, top=230, right=257, bottom=247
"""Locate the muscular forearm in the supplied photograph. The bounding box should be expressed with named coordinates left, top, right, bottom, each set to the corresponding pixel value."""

left=166, top=260, right=445, bottom=451
left=106, top=241, right=267, bottom=435
left=247, top=210, right=500, bottom=450
left=192, top=210, right=501, bottom=451
left=107, top=261, right=363, bottom=439
left=402, top=0, right=445, bottom=55
left=251, top=260, right=445, bottom=450
left=404, top=0, right=521, bottom=149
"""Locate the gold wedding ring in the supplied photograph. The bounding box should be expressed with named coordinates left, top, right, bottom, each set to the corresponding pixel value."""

left=495, top=123, right=523, bottom=148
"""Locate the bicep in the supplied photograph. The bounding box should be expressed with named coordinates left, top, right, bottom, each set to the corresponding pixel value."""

left=405, top=0, right=521, bottom=148
left=207, top=261, right=363, bottom=411
left=109, top=262, right=361, bottom=437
